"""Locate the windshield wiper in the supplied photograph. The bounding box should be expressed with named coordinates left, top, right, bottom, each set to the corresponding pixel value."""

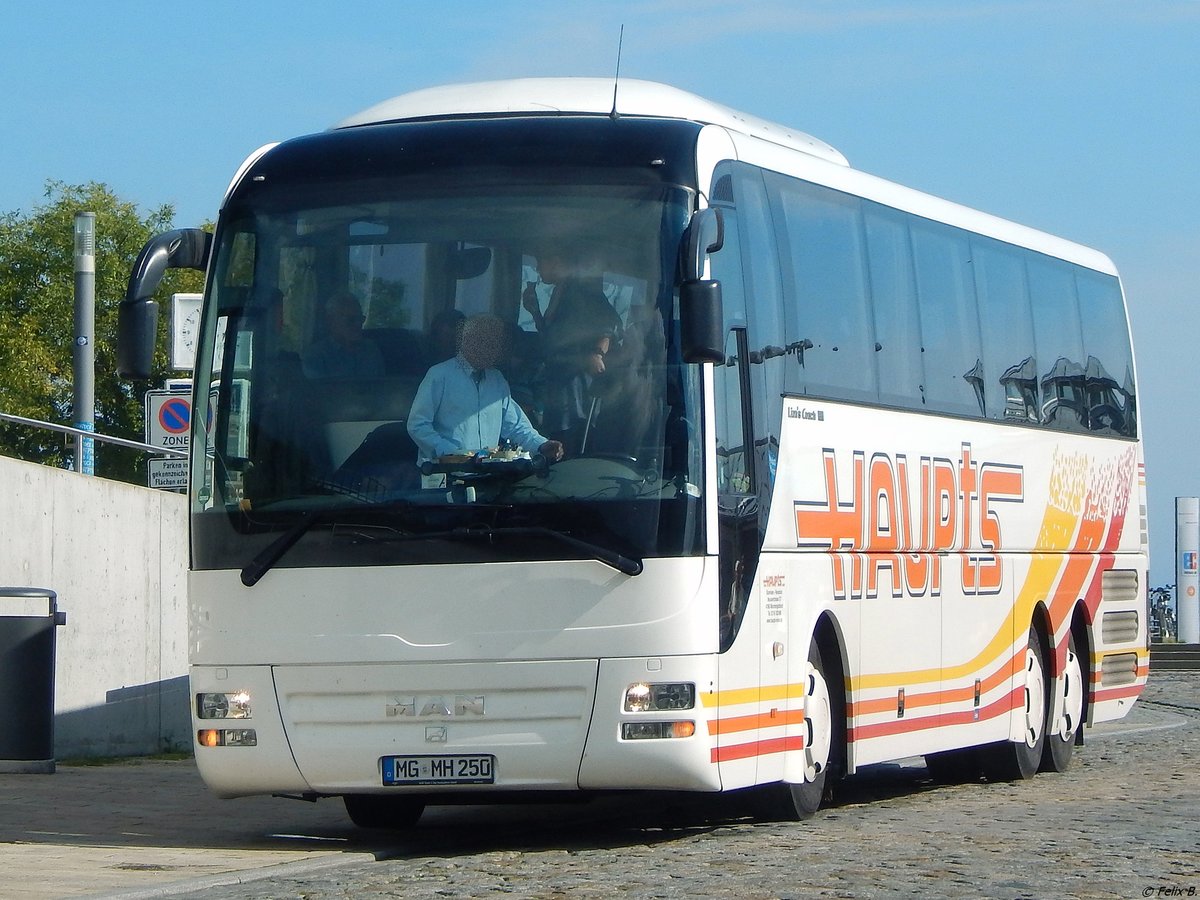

left=240, top=499, right=414, bottom=587
left=431, top=525, right=644, bottom=576
left=241, top=510, right=324, bottom=587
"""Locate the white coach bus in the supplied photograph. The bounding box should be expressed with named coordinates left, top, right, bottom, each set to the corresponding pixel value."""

left=118, top=78, right=1147, bottom=826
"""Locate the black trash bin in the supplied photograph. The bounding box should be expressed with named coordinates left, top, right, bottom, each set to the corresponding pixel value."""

left=0, top=588, right=66, bottom=774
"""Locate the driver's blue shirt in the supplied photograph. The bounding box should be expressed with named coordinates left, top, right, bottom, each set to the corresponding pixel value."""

left=407, top=355, right=547, bottom=463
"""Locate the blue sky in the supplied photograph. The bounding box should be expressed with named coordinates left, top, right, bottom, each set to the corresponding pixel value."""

left=2, top=1, right=1197, bottom=585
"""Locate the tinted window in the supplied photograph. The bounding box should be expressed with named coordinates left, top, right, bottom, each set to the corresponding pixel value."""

left=910, top=220, right=984, bottom=416
left=1028, top=255, right=1087, bottom=432
left=769, top=174, right=877, bottom=403
left=1077, top=269, right=1136, bottom=436
left=719, top=164, right=1135, bottom=440
left=732, top=165, right=786, bottom=503
left=972, top=236, right=1039, bottom=423
left=863, top=203, right=924, bottom=409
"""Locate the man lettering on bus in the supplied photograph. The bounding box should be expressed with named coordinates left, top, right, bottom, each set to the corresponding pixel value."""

left=407, top=313, right=564, bottom=464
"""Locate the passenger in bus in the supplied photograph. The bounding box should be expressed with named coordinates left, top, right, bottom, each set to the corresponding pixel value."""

left=302, top=291, right=386, bottom=379
left=407, top=314, right=564, bottom=464
left=522, top=249, right=622, bottom=454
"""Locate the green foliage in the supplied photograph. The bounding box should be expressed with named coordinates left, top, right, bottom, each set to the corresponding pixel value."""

left=0, top=181, right=205, bottom=482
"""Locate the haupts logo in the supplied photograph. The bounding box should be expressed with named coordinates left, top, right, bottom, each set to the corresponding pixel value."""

left=794, top=442, right=1024, bottom=600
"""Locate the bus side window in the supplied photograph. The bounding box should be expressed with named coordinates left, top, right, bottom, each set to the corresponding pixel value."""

left=730, top=164, right=785, bottom=525
left=863, top=203, right=925, bottom=411
left=708, top=184, right=758, bottom=650
left=1076, top=268, right=1136, bottom=436
left=767, top=173, right=878, bottom=405
left=910, top=219, right=985, bottom=417
left=1028, top=255, right=1088, bottom=433
left=971, top=235, right=1039, bottom=424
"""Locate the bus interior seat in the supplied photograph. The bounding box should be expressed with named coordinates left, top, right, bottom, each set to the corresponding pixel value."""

left=310, top=376, right=419, bottom=471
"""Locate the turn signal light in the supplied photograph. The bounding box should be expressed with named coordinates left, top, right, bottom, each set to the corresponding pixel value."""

left=197, top=728, right=257, bottom=747
left=621, top=721, right=695, bottom=740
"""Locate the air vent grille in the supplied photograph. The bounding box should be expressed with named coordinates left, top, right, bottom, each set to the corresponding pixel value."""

left=1102, top=569, right=1139, bottom=605
left=1100, top=653, right=1138, bottom=687
left=1102, top=610, right=1140, bottom=644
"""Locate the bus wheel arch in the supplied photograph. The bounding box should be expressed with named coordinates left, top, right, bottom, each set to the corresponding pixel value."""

left=982, top=614, right=1050, bottom=782
left=759, top=616, right=846, bottom=820
left=811, top=615, right=848, bottom=784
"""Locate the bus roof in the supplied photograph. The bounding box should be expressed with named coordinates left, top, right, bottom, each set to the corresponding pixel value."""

left=334, top=77, right=849, bottom=167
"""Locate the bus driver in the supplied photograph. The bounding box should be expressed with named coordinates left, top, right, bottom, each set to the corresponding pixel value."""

left=407, top=314, right=564, bottom=465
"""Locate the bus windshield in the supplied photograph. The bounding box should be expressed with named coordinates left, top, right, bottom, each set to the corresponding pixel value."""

left=191, top=164, right=704, bottom=575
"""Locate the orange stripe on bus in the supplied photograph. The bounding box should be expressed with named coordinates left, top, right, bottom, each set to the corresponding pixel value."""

left=1088, top=661, right=1149, bottom=684
left=1093, top=683, right=1147, bottom=705
left=708, top=708, right=805, bottom=737
left=849, top=654, right=1016, bottom=716
left=848, top=686, right=1022, bottom=743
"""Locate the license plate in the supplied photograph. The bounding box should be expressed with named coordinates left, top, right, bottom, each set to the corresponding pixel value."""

left=382, top=754, right=495, bottom=786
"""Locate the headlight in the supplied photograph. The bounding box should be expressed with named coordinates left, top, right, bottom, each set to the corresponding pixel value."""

left=197, top=691, right=252, bottom=719
left=624, top=682, right=695, bottom=712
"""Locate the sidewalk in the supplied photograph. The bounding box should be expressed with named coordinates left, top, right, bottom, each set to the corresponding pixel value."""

left=0, top=758, right=372, bottom=899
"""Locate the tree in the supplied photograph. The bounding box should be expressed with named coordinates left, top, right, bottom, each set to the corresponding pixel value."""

left=0, top=181, right=204, bottom=482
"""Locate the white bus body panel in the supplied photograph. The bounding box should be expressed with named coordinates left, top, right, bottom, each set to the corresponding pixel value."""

left=274, top=659, right=598, bottom=794
left=189, top=557, right=726, bottom=797
left=190, top=556, right=716, bottom=665
left=335, top=77, right=848, bottom=166
left=758, top=398, right=1146, bottom=770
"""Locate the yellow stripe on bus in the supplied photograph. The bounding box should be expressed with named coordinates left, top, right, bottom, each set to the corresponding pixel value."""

left=701, top=681, right=806, bottom=708
left=849, top=503, right=1079, bottom=693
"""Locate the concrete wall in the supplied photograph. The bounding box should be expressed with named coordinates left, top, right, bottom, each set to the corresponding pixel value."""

left=0, top=455, right=189, bottom=757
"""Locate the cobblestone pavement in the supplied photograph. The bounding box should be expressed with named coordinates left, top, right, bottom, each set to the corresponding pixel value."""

left=154, top=672, right=1200, bottom=900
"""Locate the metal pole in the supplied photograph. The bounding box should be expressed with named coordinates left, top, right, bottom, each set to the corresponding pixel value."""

left=1177, top=497, right=1200, bottom=644
left=73, top=213, right=95, bottom=475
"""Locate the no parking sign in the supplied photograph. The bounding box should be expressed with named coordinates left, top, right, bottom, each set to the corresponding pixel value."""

left=145, top=390, right=192, bottom=450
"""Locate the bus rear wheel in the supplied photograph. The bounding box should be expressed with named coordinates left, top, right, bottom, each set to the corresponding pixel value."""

left=1041, top=629, right=1083, bottom=773
left=343, top=794, right=425, bottom=829
left=982, top=625, right=1048, bottom=782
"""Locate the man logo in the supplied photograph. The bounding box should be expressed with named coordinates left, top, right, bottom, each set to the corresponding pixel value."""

left=386, top=695, right=486, bottom=717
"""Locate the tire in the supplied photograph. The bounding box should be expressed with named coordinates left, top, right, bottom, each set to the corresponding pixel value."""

left=343, top=794, right=425, bottom=829
left=982, top=625, right=1048, bottom=782
left=1041, top=629, right=1083, bottom=773
left=758, top=640, right=837, bottom=820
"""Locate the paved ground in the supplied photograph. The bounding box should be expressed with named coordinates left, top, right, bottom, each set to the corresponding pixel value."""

left=1, top=673, right=1197, bottom=899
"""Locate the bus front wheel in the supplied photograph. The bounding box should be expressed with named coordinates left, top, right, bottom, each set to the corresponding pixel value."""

left=758, top=639, right=837, bottom=820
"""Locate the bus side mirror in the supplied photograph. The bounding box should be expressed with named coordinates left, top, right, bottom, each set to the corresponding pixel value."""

left=117, top=299, right=159, bottom=381
left=117, top=228, right=211, bottom=379
left=681, top=280, right=724, bottom=364
left=680, top=208, right=725, bottom=364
